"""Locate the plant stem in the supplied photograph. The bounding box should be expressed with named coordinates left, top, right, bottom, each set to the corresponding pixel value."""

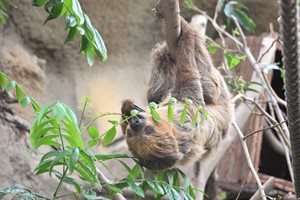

left=53, top=166, right=69, bottom=200
left=81, top=112, right=122, bottom=133
left=53, top=126, right=68, bottom=200
left=79, top=100, right=88, bottom=129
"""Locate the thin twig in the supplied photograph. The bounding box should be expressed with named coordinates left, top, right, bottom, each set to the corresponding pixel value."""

left=232, top=117, right=267, bottom=200
left=257, top=35, right=280, bottom=63
left=243, top=120, right=287, bottom=140
left=261, top=71, right=287, bottom=107
left=190, top=5, right=243, bottom=47
left=231, top=16, right=290, bottom=143
left=237, top=95, right=294, bottom=182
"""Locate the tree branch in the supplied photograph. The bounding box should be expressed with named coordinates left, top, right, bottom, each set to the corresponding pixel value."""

left=232, top=117, right=267, bottom=200
left=154, top=0, right=181, bottom=60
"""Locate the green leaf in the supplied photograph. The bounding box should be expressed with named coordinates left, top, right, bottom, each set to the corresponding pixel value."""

left=181, top=189, right=194, bottom=200
left=224, top=1, right=255, bottom=33
left=129, top=163, right=142, bottom=180
left=20, top=96, right=31, bottom=108
left=88, top=126, right=99, bottom=139
left=217, top=0, right=225, bottom=12
left=244, top=88, right=259, bottom=93
left=155, top=171, right=164, bottom=182
left=234, top=9, right=255, bottom=33
left=107, top=184, right=123, bottom=194
left=0, top=71, right=7, bottom=89
left=191, top=111, right=199, bottom=127
left=167, top=171, right=174, bottom=185
left=32, top=0, right=47, bottom=7
left=65, top=26, right=78, bottom=43
left=178, top=169, right=192, bottom=187
left=87, top=139, right=99, bottom=147
left=44, top=2, right=65, bottom=25
left=40, top=151, right=60, bottom=163
left=30, top=98, right=41, bottom=113
left=75, top=163, right=95, bottom=184
left=208, top=43, right=217, bottom=54
left=248, top=81, right=263, bottom=86
left=82, top=14, right=95, bottom=41
left=94, top=28, right=107, bottom=61
left=180, top=107, right=187, bottom=126
left=224, top=53, right=244, bottom=70
left=280, top=69, right=286, bottom=79
left=53, top=102, right=66, bottom=123
left=94, top=153, right=130, bottom=161
left=118, top=160, right=132, bottom=174
left=62, top=102, right=78, bottom=125
left=168, top=105, right=174, bottom=124
left=150, top=107, right=161, bottom=122
left=108, top=120, right=119, bottom=125
left=79, top=150, right=96, bottom=175
left=49, top=150, right=69, bottom=176
left=203, top=110, right=209, bottom=120
left=65, top=14, right=77, bottom=29
left=0, top=184, right=25, bottom=198
left=127, top=180, right=144, bottom=198
left=35, top=134, right=60, bottom=148
left=86, top=45, right=95, bottom=66
left=68, top=147, right=80, bottom=173
left=0, top=2, right=6, bottom=11
left=145, top=180, right=164, bottom=195
left=59, top=176, right=82, bottom=195
left=80, top=35, right=89, bottom=52
left=162, top=182, right=181, bottom=200
left=5, top=80, right=15, bottom=91
left=130, top=109, right=139, bottom=117
left=4, top=0, right=16, bottom=8
left=72, top=0, right=84, bottom=25
left=35, top=160, right=53, bottom=175
left=103, top=127, right=116, bottom=146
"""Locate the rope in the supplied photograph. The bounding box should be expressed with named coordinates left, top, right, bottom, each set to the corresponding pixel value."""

left=279, top=0, right=300, bottom=197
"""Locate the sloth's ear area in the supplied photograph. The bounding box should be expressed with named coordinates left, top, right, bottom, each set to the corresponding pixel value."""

left=121, top=99, right=135, bottom=117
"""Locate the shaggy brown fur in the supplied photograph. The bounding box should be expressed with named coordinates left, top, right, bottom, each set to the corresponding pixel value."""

left=121, top=18, right=233, bottom=171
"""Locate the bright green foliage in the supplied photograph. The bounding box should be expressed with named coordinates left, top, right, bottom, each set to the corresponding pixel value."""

left=1, top=0, right=107, bottom=66
left=224, top=53, right=246, bottom=70
left=0, top=71, right=201, bottom=199
left=219, top=52, right=264, bottom=94
left=223, top=1, right=256, bottom=33
left=30, top=0, right=107, bottom=66
left=149, top=102, right=161, bottom=122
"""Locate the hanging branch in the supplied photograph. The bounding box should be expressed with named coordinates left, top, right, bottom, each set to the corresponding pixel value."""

left=154, top=0, right=181, bottom=60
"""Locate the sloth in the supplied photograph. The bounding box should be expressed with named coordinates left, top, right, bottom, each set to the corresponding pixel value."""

left=121, top=17, right=233, bottom=171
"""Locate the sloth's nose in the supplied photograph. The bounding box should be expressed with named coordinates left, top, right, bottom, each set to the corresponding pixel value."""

left=130, top=117, right=145, bottom=132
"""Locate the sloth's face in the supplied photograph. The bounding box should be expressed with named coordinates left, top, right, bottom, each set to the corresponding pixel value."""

left=121, top=103, right=181, bottom=170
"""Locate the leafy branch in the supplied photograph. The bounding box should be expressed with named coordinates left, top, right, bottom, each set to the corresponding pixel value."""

left=0, top=70, right=200, bottom=200
left=32, top=0, right=107, bottom=66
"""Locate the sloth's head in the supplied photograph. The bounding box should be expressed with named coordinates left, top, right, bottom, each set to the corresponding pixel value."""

left=121, top=100, right=182, bottom=170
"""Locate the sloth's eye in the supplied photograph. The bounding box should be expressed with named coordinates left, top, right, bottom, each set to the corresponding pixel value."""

left=144, top=126, right=154, bottom=134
